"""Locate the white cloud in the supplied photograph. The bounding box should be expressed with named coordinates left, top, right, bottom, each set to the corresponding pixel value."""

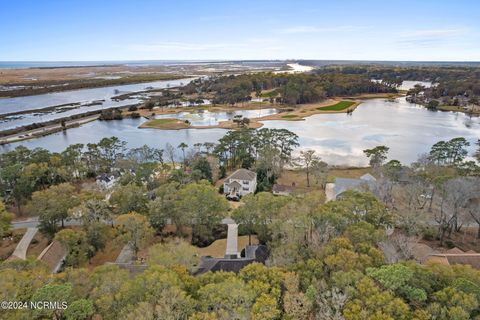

left=396, top=28, right=470, bottom=47
left=127, top=42, right=247, bottom=52
left=279, top=26, right=325, bottom=34
left=278, top=25, right=369, bottom=34
left=399, top=28, right=468, bottom=39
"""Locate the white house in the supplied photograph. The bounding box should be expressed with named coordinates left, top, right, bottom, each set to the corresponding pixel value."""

left=95, top=171, right=121, bottom=190
left=223, top=169, right=257, bottom=198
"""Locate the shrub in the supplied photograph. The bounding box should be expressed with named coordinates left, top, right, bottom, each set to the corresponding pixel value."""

left=445, top=240, right=455, bottom=249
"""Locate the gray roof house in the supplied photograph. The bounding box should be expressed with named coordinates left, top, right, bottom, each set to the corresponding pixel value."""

left=194, top=245, right=268, bottom=275
left=224, top=169, right=257, bottom=198
left=327, top=173, right=377, bottom=201
left=194, top=218, right=268, bottom=275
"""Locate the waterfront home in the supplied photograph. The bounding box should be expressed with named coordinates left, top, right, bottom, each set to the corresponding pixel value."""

left=223, top=168, right=257, bottom=198
left=325, top=173, right=377, bottom=201
left=95, top=171, right=121, bottom=190
left=194, top=218, right=268, bottom=275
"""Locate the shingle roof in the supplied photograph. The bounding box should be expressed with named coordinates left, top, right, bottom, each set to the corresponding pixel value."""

left=334, top=177, right=375, bottom=197
left=194, top=245, right=268, bottom=275
left=38, top=241, right=67, bottom=274
left=227, top=181, right=242, bottom=189
left=194, top=257, right=255, bottom=275
left=227, top=168, right=256, bottom=181
left=446, top=247, right=464, bottom=254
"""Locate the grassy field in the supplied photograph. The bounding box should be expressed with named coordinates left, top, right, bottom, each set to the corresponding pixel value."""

left=317, top=100, right=356, bottom=111
left=140, top=118, right=191, bottom=129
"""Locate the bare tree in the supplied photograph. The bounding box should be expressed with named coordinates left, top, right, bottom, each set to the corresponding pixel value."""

left=311, top=159, right=329, bottom=189
left=315, top=287, right=347, bottom=320
left=443, top=177, right=479, bottom=234
left=296, top=149, right=321, bottom=187
left=468, top=196, right=480, bottom=238
left=165, top=143, right=176, bottom=168
left=431, top=177, right=479, bottom=244
left=379, top=233, right=420, bottom=263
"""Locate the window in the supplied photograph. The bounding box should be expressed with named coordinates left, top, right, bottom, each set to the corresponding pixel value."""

left=243, top=187, right=249, bottom=191
left=243, top=180, right=249, bottom=185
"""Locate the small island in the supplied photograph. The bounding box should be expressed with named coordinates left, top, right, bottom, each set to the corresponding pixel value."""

left=139, top=118, right=191, bottom=130
left=138, top=100, right=360, bottom=130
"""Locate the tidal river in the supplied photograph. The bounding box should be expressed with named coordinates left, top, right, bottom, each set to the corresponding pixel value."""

left=2, top=97, right=479, bottom=166
left=0, top=78, right=194, bottom=131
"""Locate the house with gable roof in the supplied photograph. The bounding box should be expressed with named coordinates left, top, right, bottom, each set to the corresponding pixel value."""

left=223, top=168, right=257, bottom=198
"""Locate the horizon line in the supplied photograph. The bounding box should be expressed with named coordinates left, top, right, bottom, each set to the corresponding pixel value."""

left=1, top=59, right=480, bottom=63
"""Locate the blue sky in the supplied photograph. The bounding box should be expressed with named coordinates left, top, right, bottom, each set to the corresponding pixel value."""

left=1, top=0, right=479, bottom=61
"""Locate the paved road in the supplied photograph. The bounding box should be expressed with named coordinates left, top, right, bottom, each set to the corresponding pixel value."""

left=11, top=217, right=81, bottom=230
left=225, top=223, right=239, bottom=257
left=11, top=227, right=38, bottom=259
left=0, top=114, right=99, bottom=144
left=115, top=245, right=134, bottom=264
left=12, top=217, right=237, bottom=230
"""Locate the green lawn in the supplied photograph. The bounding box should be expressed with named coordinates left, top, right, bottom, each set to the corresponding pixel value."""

left=281, top=115, right=298, bottom=119
left=260, top=90, right=278, bottom=98
left=141, top=118, right=190, bottom=129
left=317, top=100, right=355, bottom=111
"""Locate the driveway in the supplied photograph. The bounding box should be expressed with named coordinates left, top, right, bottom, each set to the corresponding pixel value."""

left=11, top=227, right=38, bottom=259
left=11, top=217, right=81, bottom=230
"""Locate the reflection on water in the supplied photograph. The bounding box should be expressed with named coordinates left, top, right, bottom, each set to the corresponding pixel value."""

left=398, top=80, right=433, bottom=91
left=2, top=97, right=479, bottom=166
left=262, top=97, right=479, bottom=165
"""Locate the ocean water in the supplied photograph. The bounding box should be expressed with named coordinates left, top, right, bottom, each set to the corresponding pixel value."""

left=2, top=60, right=479, bottom=69
left=0, top=60, right=245, bottom=69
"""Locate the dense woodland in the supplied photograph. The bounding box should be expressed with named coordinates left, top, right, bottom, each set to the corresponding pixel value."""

left=182, top=72, right=397, bottom=105
left=1, top=132, right=480, bottom=319
left=312, top=65, right=480, bottom=107
left=181, top=65, right=480, bottom=109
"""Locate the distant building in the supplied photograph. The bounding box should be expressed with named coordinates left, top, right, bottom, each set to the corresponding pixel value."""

left=326, top=173, right=377, bottom=201
left=272, top=184, right=295, bottom=196
left=96, top=171, right=121, bottom=190
left=95, top=169, right=141, bottom=190
left=223, top=169, right=257, bottom=198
